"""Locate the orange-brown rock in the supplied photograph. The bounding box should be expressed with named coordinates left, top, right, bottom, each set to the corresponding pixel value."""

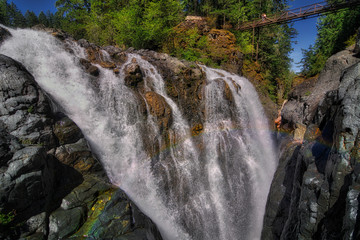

left=55, top=139, right=98, bottom=174
left=224, top=80, right=233, bottom=102
left=133, top=51, right=206, bottom=131
left=192, top=124, right=203, bottom=136
left=207, top=29, right=242, bottom=72
left=100, top=61, right=116, bottom=69
left=86, top=48, right=98, bottom=62
left=144, top=91, right=172, bottom=130
left=179, top=16, right=211, bottom=34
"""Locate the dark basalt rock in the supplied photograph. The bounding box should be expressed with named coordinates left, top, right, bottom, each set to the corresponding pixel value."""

left=79, top=58, right=100, bottom=77
left=281, top=47, right=360, bottom=130
left=54, top=116, right=83, bottom=145
left=0, top=54, right=162, bottom=240
left=0, top=26, right=11, bottom=45
left=354, top=27, right=360, bottom=56
left=263, top=53, right=360, bottom=239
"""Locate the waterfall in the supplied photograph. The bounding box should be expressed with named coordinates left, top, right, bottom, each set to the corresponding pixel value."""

left=0, top=26, right=277, bottom=240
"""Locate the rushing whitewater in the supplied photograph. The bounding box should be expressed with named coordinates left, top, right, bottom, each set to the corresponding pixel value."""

left=0, top=26, right=277, bottom=240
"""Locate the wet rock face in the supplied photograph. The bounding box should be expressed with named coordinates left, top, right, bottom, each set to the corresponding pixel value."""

left=262, top=58, right=360, bottom=239
left=281, top=47, right=360, bottom=130
left=79, top=58, right=100, bottom=76
left=0, top=54, right=56, bottom=233
left=0, top=54, right=161, bottom=240
left=124, top=59, right=144, bottom=88
left=139, top=50, right=206, bottom=129
left=354, top=27, right=360, bottom=56
left=145, top=91, right=173, bottom=130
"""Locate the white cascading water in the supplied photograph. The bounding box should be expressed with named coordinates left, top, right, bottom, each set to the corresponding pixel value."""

left=0, top=26, right=277, bottom=240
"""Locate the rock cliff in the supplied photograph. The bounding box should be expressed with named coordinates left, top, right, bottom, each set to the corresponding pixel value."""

left=0, top=23, right=276, bottom=239
left=262, top=37, right=360, bottom=239
left=0, top=27, right=161, bottom=240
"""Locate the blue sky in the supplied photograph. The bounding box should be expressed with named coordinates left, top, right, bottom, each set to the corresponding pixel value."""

left=10, top=0, right=57, bottom=15
left=10, top=0, right=318, bottom=73
left=287, top=0, right=319, bottom=73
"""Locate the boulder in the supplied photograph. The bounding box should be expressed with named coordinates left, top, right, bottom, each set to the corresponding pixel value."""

left=79, top=58, right=100, bottom=77
left=48, top=206, right=86, bottom=239
left=137, top=50, right=206, bottom=127
left=102, top=45, right=122, bottom=57
left=54, top=117, right=83, bottom=145
left=55, top=138, right=100, bottom=173
left=78, top=39, right=90, bottom=48
left=0, top=147, right=53, bottom=219
left=124, top=59, right=143, bottom=88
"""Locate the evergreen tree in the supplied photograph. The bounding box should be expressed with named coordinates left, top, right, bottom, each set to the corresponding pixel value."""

left=56, top=0, right=92, bottom=39
left=25, top=10, right=39, bottom=27
left=0, top=0, right=8, bottom=25
left=301, top=1, right=360, bottom=76
left=38, top=11, right=49, bottom=26
left=46, top=10, right=54, bottom=27
left=7, top=2, right=25, bottom=27
left=52, top=11, right=63, bottom=28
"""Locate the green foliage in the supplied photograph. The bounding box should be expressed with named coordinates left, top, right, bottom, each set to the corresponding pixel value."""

left=164, top=27, right=219, bottom=66
left=24, top=10, right=39, bottom=27
left=0, top=210, right=15, bottom=226
left=57, top=0, right=182, bottom=49
left=27, top=105, right=34, bottom=113
left=0, top=0, right=7, bottom=25
left=282, top=71, right=295, bottom=99
left=345, top=33, right=357, bottom=48
left=301, top=3, right=360, bottom=76
left=1, top=0, right=296, bottom=103
left=0, top=1, right=26, bottom=27
left=38, top=11, right=49, bottom=26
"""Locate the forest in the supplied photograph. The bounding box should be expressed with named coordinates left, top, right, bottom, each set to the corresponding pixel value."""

left=0, top=0, right=359, bottom=102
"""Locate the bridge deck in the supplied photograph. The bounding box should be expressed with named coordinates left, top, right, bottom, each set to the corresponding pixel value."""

left=237, top=0, right=360, bottom=30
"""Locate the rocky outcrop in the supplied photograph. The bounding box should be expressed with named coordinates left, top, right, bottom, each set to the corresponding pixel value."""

left=0, top=54, right=161, bottom=240
left=169, top=17, right=243, bottom=75
left=281, top=46, right=360, bottom=130
left=262, top=45, right=360, bottom=239
left=124, top=59, right=144, bottom=88
left=137, top=50, right=206, bottom=130
left=354, top=27, right=360, bottom=56
left=145, top=91, right=173, bottom=130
